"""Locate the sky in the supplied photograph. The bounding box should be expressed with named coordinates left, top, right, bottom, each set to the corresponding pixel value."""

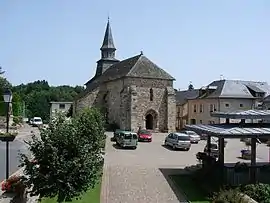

left=0, top=0, right=269, bottom=90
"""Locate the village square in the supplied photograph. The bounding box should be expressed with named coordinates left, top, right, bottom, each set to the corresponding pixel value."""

left=1, top=2, right=270, bottom=203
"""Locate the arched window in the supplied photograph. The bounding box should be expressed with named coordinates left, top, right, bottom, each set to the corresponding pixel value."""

left=150, top=88, right=153, bottom=101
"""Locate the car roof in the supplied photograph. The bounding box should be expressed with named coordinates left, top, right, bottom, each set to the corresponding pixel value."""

left=121, top=131, right=137, bottom=134
left=174, top=132, right=189, bottom=137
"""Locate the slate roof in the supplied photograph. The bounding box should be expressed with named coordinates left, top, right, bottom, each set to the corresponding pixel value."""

left=81, top=54, right=175, bottom=96
left=100, top=20, right=115, bottom=50
left=201, top=80, right=270, bottom=99
left=176, top=89, right=200, bottom=105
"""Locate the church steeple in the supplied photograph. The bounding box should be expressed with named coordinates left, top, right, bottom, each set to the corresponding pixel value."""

left=95, top=18, right=119, bottom=77
left=101, top=18, right=116, bottom=51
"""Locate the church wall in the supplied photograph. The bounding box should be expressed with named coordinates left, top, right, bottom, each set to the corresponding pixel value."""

left=75, top=87, right=101, bottom=114
left=105, top=79, right=124, bottom=126
left=125, top=78, right=175, bottom=132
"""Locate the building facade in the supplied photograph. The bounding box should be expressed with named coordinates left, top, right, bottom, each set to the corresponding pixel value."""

left=176, top=80, right=270, bottom=129
left=74, top=20, right=176, bottom=132
left=50, top=102, right=73, bottom=119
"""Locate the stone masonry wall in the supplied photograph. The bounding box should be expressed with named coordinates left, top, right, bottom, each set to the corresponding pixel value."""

left=105, top=79, right=124, bottom=125
left=126, top=78, right=174, bottom=132
left=166, top=87, right=176, bottom=132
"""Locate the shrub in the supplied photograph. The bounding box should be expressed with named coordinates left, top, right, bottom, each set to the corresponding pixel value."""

left=13, top=116, right=23, bottom=124
left=240, top=183, right=270, bottom=203
left=211, top=188, right=246, bottom=203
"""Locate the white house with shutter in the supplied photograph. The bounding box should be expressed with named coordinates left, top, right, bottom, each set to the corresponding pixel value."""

left=50, top=102, right=73, bottom=119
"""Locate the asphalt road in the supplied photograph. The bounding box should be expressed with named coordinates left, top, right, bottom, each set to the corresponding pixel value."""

left=0, top=125, right=37, bottom=181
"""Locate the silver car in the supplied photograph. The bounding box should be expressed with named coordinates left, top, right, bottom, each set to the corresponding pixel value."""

left=182, top=130, right=200, bottom=144
left=164, top=133, right=191, bottom=151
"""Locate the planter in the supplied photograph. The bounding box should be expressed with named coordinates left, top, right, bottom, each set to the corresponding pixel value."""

left=0, top=132, right=18, bottom=142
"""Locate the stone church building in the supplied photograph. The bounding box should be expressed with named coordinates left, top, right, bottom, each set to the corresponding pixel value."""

left=74, top=20, right=176, bottom=132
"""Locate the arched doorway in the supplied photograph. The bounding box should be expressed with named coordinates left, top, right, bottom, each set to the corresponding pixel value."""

left=145, top=109, right=158, bottom=130
left=145, top=114, right=154, bottom=130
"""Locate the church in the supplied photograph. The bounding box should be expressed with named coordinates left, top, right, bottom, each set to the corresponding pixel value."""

left=74, top=20, right=176, bottom=132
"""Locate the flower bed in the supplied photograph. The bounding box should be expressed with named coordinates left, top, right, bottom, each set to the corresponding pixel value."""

left=1, top=175, right=25, bottom=195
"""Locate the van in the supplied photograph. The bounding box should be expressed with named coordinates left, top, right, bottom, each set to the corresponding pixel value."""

left=32, top=117, right=43, bottom=127
left=116, top=131, right=138, bottom=149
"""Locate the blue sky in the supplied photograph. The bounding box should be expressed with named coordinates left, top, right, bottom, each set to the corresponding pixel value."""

left=0, top=0, right=269, bottom=89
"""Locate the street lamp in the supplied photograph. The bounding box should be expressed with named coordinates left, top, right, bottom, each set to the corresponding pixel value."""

left=3, top=89, right=12, bottom=180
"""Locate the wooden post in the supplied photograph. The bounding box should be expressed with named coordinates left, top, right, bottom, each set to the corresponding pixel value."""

left=250, top=137, right=257, bottom=183
left=225, top=118, right=230, bottom=124
left=219, top=137, right=225, bottom=183
left=207, top=135, right=211, bottom=155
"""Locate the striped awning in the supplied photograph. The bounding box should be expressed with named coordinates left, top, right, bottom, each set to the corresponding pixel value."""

left=211, top=110, right=270, bottom=119
left=185, top=124, right=270, bottom=138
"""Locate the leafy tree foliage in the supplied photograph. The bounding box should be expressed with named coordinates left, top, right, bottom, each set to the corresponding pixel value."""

left=20, top=108, right=105, bottom=202
left=12, top=80, right=84, bottom=121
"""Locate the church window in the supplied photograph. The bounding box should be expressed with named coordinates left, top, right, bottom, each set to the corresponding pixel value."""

left=150, top=88, right=153, bottom=101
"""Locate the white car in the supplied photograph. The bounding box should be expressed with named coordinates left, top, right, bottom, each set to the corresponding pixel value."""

left=182, top=130, right=200, bottom=144
left=32, top=117, right=43, bottom=127
left=164, top=133, right=191, bottom=151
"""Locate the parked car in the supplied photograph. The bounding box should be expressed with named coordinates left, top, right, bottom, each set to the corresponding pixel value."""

left=32, top=117, right=43, bottom=127
left=112, top=129, right=124, bottom=141
left=204, top=143, right=219, bottom=158
left=29, top=118, right=34, bottom=125
left=137, top=129, right=152, bottom=142
left=116, top=131, right=138, bottom=149
left=164, top=133, right=191, bottom=151
left=181, top=130, right=200, bottom=143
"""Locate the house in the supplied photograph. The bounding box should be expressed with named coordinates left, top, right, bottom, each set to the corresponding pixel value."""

left=74, top=19, right=176, bottom=132
left=176, top=80, right=270, bottom=129
left=50, top=102, right=73, bottom=119
left=176, top=88, right=199, bottom=130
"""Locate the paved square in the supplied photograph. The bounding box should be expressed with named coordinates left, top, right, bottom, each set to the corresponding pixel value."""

left=101, top=132, right=270, bottom=203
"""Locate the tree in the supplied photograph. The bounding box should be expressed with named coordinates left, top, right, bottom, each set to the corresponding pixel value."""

left=20, top=108, right=105, bottom=202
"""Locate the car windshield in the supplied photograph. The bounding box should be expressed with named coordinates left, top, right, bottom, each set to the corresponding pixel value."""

left=139, top=130, right=150, bottom=135
left=178, top=136, right=190, bottom=141
left=34, top=119, right=42, bottom=122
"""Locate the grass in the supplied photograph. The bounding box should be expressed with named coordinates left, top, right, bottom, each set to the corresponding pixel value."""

left=170, top=174, right=210, bottom=203
left=41, top=181, right=101, bottom=203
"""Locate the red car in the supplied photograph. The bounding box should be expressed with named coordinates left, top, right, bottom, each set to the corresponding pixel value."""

left=138, top=130, right=152, bottom=142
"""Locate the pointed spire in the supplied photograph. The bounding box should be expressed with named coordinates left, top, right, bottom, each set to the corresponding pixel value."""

left=101, top=18, right=116, bottom=50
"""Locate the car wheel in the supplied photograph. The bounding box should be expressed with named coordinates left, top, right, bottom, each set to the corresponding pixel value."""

left=186, top=148, right=190, bottom=151
left=173, top=145, right=176, bottom=150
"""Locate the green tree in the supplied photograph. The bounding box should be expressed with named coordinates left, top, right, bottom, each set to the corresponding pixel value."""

left=20, top=108, right=105, bottom=203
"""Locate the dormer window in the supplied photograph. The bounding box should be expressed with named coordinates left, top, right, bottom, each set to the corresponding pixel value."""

left=150, top=88, right=153, bottom=101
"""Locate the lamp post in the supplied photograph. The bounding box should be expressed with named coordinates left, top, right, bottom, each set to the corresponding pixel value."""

left=3, top=89, right=12, bottom=180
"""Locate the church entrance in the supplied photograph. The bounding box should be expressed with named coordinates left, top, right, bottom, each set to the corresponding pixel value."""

left=145, top=109, right=158, bottom=130
left=145, top=114, right=154, bottom=130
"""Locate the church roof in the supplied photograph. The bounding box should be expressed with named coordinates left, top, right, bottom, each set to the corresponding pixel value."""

left=101, top=54, right=175, bottom=82
left=85, top=53, right=175, bottom=88
left=100, top=20, right=115, bottom=50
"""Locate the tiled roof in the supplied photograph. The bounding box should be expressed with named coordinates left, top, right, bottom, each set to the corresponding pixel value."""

left=79, top=54, right=175, bottom=98
left=175, top=89, right=200, bottom=105
left=201, top=80, right=270, bottom=99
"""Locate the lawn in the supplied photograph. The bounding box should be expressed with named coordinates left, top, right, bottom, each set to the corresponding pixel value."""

left=41, top=181, right=101, bottom=203
left=170, top=174, right=210, bottom=203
